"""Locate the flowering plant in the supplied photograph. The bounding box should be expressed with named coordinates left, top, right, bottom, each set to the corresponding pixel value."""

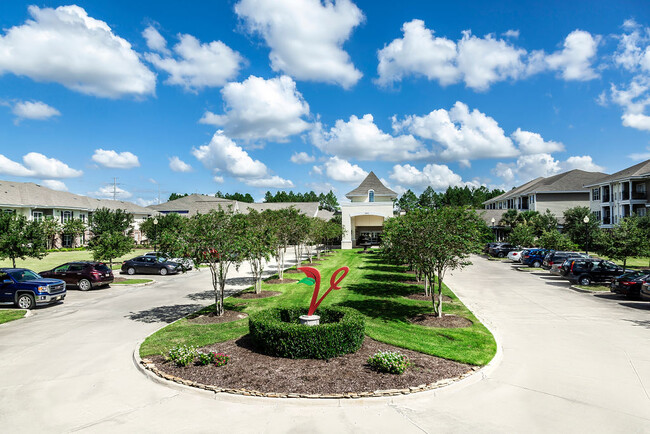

left=167, top=345, right=197, bottom=367
left=213, top=352, right=230, bottom=367
left=367, top=350, right=411, bottom=375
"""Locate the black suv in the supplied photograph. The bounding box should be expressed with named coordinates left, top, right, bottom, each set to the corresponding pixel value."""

left=542, top=251, right=587, bottom=270
left=121, top=256, right=181, bottom=276
left=610, top=270, right=650, bottom=299
left=488, top=243, right=518, bottom=258
left=40, top=261, right=114, bottom=291
left=561, top=258, right=624, bottom=286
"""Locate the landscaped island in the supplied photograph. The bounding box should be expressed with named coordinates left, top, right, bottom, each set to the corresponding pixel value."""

left=139, top=250, right=496, bottom=397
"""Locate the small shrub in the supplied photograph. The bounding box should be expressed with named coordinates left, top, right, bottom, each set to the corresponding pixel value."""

left=196, top=351, right=215, bottom=366
left=167, top=345, right=197, bottom=367
left=213, top=352, right=230, bottom=367
left=367, top=350, right=411, bottom=375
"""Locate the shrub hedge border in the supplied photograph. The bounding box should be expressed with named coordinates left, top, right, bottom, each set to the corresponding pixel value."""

left=248, top=306, right=365, bottom=359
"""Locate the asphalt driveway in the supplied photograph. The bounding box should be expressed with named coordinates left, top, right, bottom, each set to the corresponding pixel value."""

left=0, top=254, right=648, bottom=433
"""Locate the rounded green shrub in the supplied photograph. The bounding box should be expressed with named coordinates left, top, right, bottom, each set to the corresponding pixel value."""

left=248, top=306, right=365, bottom=359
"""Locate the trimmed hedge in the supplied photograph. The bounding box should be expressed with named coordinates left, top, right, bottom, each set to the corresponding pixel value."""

left=248, top=306, right=365, bottom=359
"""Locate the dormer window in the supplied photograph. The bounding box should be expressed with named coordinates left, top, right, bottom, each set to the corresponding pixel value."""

left=368, top=190, right=375, bottom=202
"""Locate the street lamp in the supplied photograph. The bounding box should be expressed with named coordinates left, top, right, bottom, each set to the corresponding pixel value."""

left=583, top=215, right=590, bottom=256
left=491, top=217, right=496, bottom=242
left=153, top=218, right=159, bottom=254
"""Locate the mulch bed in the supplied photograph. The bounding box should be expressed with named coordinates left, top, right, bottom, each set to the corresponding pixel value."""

left=408, top=314, right=472, bottom=328
left=403, top=280, right=425, bottom=285
left=234, top=291, right=282, bottom=299
left=301, top=262, right=321, bottom=266
left=150, top=336, right=471, bottom=395
left=113, top=276, right=127, bottom=283
left=187, top=310, right=248, bottom=325
left=265, top=278, right=298, bottom=284
left=283, top=269, right=302, bottom=274
left=406, top=293, right=453, bottom=302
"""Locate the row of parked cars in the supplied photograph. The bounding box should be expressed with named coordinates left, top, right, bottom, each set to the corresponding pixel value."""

left=484, top=242, right=650, bottom=301
left=0, top=252, right=194, bottom=310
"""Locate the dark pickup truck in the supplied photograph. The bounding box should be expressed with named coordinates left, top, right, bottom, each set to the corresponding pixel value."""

left=0, top=268, right=66, bottom=309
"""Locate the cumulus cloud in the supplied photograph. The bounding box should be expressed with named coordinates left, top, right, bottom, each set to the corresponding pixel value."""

left=393, top=101, right=517, bottom=163
left=376, top=20, right=599, bottom=90
left=91, top=185, right=132, bottom=199
left=41, top=179, right=68, bottom=191
left=389, top=163, right=470, bottom=190
left=493, top=153, right=604, bottom=184
left=135, top=197, right=158, bottom=207
left=92, top=149, right=140, bottom=169
left=312, top=114, right=429, bottom=161
left=0, top=5, right=155, bottom=98
left=235, top=0, right=363, bottom=88
left=169, top=156, right=192, bottom=172
left=192, top=130, right=293, bottom=188
left=11, top=100, right=60, bottom=123
left=0, top=152, right=82, bottom=178
left=290, top=152, right=315, bottom=164
left=629, top=146, right=650, bottom=160
left=145, top=28, right=244, bottom=91
left=322, top=156, right=368, bottom=182
left=511, top=128, right=564, bottom=155
left=200, top=75, right=310, bottom=142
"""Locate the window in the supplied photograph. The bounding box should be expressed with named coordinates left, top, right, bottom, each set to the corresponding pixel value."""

left=594, top=210, right=601, bottom=221
left=592, top=188, right=600, bottom=201
left=62, top=234, right=73, bottom=248
left=368, top=190, right=374, bottom=202
left=638, top=208, right=647, bottom=217
left=62, top=211, right=72, bottom=223
left=80, top=214, right=87, bottom=223
left=32, top=211, right=43, bottom=222
left=4, top=209, right=15, bottom=214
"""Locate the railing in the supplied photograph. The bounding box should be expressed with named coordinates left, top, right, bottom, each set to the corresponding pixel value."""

left=632, top=191, right=647, bottom=200
left=622, top=191, right=630, bottom=201
left=602, top=194, right=610, bottom=202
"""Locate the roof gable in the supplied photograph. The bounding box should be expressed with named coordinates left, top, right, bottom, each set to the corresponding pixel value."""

left=345, top=172, right=397, bottom=198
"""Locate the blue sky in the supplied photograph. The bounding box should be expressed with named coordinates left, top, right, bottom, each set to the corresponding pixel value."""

left=1, top=0, right=650, bottom=206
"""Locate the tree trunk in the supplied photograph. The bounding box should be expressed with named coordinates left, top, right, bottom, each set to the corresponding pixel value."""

left=424, top=276, right=429, bottom=297
left=435, top=270, right=444, bottom=318
left=12, top=257, right=16, bottom=268
left=623, top=258, right=627, bottom=273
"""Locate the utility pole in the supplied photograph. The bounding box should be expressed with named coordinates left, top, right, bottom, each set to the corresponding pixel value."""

left=113, top=177, right=118, bottom=201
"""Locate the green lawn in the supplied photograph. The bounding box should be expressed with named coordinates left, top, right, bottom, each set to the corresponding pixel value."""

left=112, top=279, right=153, bottom=285
left=0, top=248, right=151, bottom=272
left=0, top=309, right=26, bottom=324
left=575, top=284, right=611, bottom=292
left=140, top=250, right=497, bottom=366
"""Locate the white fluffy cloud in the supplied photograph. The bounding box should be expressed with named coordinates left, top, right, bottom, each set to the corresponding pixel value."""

left=11, top=100, right=60, bottom=122
left=0, top=5, right=155, bottom=98
left=145, top=27, right=244, bottom=91
left=290, top=152, right=315, bottom=164
left=393, top=102, right=517, bottom=164
left=192, top=131, right=293, bottom=188
left=493, top=153, right=604, bottom=184
left=92, top=149, right=140, bottom=169
left=389, top=163, right=469, bottom=190
left=235, top=0, right=363, bottom=88
left=0, top=152, right=82, bottom=178
left=91, top=185, right=132, bottom=199
left=312, top=114, right=429, bottom=162
left=376, top=20, right=599, bottom=90
left=41, top=179, right=68, bottom=191
left=322, top=156, right=368, bottom=183
left=200, top=75, right=310, bottom=141
left=511, top=128, right=564, bottom=155
left=629, top=146, right=650, bottom=160
left=169, top=156, right=192, bottom=172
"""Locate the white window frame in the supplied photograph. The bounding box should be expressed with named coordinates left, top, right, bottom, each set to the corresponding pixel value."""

left=62, top=211, right=72, bottom=223
left=368, top=189, right=375, bottom=202
left=32, top=211, right=43, bottom=222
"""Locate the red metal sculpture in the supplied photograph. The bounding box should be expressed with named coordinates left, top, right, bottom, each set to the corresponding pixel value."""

left=298, top=266, right=350, bottom=316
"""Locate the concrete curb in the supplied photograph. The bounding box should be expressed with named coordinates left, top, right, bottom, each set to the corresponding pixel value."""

left=113, top=280, right=156, bottom=288
left=569, top=285, right=609, bottom=294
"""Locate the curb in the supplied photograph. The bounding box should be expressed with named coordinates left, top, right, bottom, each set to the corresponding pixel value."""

left=113, top=280, right=156, bottom=288
left=569, top=285, right=609, bottom=294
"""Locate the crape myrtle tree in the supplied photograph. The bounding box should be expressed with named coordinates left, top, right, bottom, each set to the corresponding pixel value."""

left=538, top=229, right=575, bottom=251
left=595, top=216, right=647, bottom=272
left=41, top=216, right=61, bottom=249
left=139, top=213, right=188, bottom=256
left=289, top=212, right=310, bottom=264
left=240, top=210, right=276, bottom=294
left=88, top=208, right=135, bottom=267
left=0, top=213, right=47, bottom=268
left=262, top=208, right=295, bottom=280
left=62, top=218, right=86, bottom=248
left=508, top=223, right=537, bottom=247
left=563, top=206, right=601, bottom=251
left=186, top=208, right=245, bottom=316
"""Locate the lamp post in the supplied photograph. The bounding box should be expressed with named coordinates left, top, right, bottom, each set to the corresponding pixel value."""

left=153, top=218, right=159, bottom=254
left=583, top=215, right=590, bottom=256
left=491, top=217, right=496, bottom=242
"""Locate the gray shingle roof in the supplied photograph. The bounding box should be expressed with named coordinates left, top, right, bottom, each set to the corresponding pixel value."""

left=584, top=159, right=650, bottom=186
left=345, top=172, right=397, bottom=198
left=484, top=169, right=608, bottom=204
left=149, top=194, right=236, bottom=216
left=239, top=202, right=320, bottom=217
left=0, top=180, right=155, bottom=215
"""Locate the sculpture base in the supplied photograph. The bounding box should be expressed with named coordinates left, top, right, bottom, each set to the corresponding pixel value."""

left=299, top=315, right=320, bottom=326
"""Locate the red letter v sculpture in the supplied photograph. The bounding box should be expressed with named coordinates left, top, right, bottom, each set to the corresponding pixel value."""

left=297, top=266, right=350, bottom=316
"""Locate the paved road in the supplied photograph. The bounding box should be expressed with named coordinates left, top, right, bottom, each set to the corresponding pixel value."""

left=1, top=255, right=649, bottom=433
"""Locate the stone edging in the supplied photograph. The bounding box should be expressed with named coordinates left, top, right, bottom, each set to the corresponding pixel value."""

left=133, top=347, right=481, bottom=399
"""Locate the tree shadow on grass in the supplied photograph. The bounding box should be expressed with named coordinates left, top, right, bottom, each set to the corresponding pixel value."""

left=363, top=273, right=415, bottom=283
left=126, top=304, right=202, bottom=323
left=359, top=264, right=407, bottom=273
left=337, top=298, right=427, bottom=322
left=347, top=281, right=416, bottom=299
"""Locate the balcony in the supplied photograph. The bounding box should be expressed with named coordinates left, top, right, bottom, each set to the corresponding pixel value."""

left=622, top=191, right=630, bottom=201
left=632, top=191, right=647, bottom=200
left=602, top=216, right=611, bottom=225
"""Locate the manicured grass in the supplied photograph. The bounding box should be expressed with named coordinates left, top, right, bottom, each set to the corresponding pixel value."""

left=112, top=279, right=153, bottom=285
left=0, top=309, right=26, bottom=324
left=0, top=249, right=150, bottom=272
left=140, top=250, right=497, bottom=366
left=575, top=284, right=611, bottom=292
left=603, top=257, right=650, bottom=269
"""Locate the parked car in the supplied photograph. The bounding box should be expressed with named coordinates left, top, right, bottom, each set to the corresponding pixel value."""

left=549, top=261, right=566, bottom=276
left=0, top=268, right=66, bottom=309
left=489, top=243, right=519, bottom=258
left=40, top=261, right=113, bottom=291
left=640, top=281, right=650, bottom=301
left=121, top=256, right=182, bottom=275
left=507, top=250, right=526, bottom=262
left=144, top=252, right=193, bottom=270
left=560, top=258, right=624, bottom=286
left=610, top=270, right=650, bottom=299
left=483, top=242, right=505, bottom=254
left=521, top=248, right=549, bottom=268
left=542, top=251, right=588, bottom=270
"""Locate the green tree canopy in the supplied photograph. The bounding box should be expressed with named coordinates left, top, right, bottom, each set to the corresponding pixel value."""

left=0, top=213, right=47, bottom=268
left=87, top=208, right=135, bottom=267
